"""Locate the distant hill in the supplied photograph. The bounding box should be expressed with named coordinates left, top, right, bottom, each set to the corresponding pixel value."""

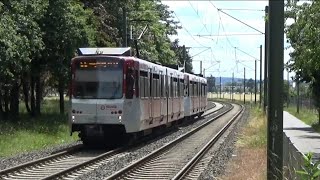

left=208, top=76, right=290, bottom=86
left=212, top=77, right=261, bottom=86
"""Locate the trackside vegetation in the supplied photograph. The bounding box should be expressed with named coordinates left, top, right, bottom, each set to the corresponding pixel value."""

left=285, top=106, right=320, bottom=133
left=223, top=105, right=267, bottom=179
left=237, top=106, right=266, bottom=148
left=0, top=0, right=193, bottom=120
left=0, top=0, right=193, bottom=156
left=286, top=1, right=320, bottom=124
left=0, top=99, right=78, bottom=157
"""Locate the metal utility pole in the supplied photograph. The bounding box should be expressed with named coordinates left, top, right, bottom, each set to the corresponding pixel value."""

left=183, top=45, right=186, bottom=73
left=243, top=67, right=246, bottom=104
left=220, top=76, right=222, bottom=98
left=122, top=7, right=128, bottom=47
left=232, top=73, right=234, bottom=101
left=200, top=61, right=203, bottom=75
left=255, top=60, right=257, bottom=104
left=297, top=79, right=300, bottom=114
left=264, top=6, right=269, bottom=114
left=267, top=1, right=284, bottom=179
left=260, top=45, right=262, bottom=107
left=287, top=70, right=290, bottom=108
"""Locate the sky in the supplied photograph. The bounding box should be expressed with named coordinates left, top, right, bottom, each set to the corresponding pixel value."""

left=162, top=0, right=293, bottom=80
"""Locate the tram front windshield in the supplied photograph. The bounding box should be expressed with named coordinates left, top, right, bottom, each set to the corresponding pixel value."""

left=73, top=59, right=123, bottom=99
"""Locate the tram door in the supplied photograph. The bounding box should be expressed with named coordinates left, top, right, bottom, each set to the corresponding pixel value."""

left=168, top=72, right=173, bottom=122
left=148, top=68, right=153, bottom=120
left=165, top=69, right=169, bottom=123
left=159, top=71, right=164, bottom=120
left=178, top=75, right=181, bottom=115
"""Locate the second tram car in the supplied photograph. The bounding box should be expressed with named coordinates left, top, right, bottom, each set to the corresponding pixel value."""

left=69, top=48, right=207, bottom=145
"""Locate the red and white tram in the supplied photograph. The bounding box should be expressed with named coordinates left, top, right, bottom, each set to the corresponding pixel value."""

left=69, top=48, right=207, bottom=145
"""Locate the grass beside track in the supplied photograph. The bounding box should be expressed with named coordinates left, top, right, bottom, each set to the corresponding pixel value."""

left=285, top=106, right=320, bottom=133
left=0, top=99, right=78, bottom=158
left=222, top=105, right=267, bottom=179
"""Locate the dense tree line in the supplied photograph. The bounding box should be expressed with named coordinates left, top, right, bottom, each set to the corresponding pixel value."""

left=0, top=0, right=193, bottom=120
left=285, top=0, right=320, bottom=123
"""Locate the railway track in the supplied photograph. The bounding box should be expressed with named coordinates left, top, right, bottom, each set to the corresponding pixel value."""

left=106, top=103, right=243, bottom=180
left=0, top=145, right=127, bottom=180
left=0, top=102, right=223, bottom=180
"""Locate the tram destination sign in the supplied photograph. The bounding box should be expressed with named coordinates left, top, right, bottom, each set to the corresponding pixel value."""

left=76, top=61, right=121, bottom=70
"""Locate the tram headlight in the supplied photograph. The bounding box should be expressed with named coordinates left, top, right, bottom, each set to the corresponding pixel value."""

left=72, top=115, right=75, bottom=122
left=118, top=115, right=122, bottom=122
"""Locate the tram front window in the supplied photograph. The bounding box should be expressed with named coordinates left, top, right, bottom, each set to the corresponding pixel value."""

left=73, top=59, right=123, bottom=99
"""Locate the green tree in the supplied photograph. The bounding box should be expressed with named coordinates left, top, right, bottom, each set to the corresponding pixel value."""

left=80, top=0, right=181, bottom=66
left=286, top=1, right=320, bottom=123
left=247, top=78, right=255, bottom=93
left=170, top=39, right=193, bottom=73
left=207, top=75, right=215, bottom=92
left=40, top=0, right=96, bottom=114
left=0, top=0, right=47, bottom=119
left=283, top=80, right=290, bottom=105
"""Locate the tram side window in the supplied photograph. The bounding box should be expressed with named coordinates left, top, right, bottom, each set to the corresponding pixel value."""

left=184, top=82, right=188, bottom=97
left=140, top=77, right=144, bottom=97
left=203, top=84, right=205, bottom=97
left=205, top=84, right=207, bottom=96
left=186, top=80, right=189, bottom=97
left=189, top=82, right=193, bottom=97
left=172, top=80, right=175, bottom=98
left=135, top=70, right=139, bottom=98
left=180, top=79, right=184, bottom=97
left=191, top=82, right=194, bottom=97
left=152, top=76, right=156, bottom=98
left=148, top=73, right=151, bottom=98
left=177, top=79, right=180, bottom=97
left=193, top=82, right=195, bottom=97
left=156, top=78, right=158, bottom=98
left=153, top=73, right=160, bottom=98
left=160, top=74, right=163, bottom=97
left=173, top=78, right=177, bottom=97
left=170, top=77, right=173, bottom=98
left=195, top=82, right=198, bottom=96
left=147, top=74, right=150, bottom=98
left=126, top=68, right=135, bottom=99
left=195, top=82, right=197, bottom=96
left=202, top=84, right=205, bottom=97
left=139, top=71, right=148, bottom=98
left=197, top=82, right=199, bottom=96
left=201, top=83, right=204, bottom=97
left=176, top=79, right=179, bottom=97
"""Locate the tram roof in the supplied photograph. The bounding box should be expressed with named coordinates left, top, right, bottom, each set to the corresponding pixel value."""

left=78, top=47, right=131, bottom=56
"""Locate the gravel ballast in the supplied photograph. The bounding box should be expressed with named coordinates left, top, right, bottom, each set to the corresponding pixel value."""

left=0, top=103, right=217, bottom=172
left=0, top=141, right=81, bottom=171
left=0, top=101, right=244, bottom=180
left=77, top=102, right=233, bottom=180
left=198, top=104, right=250, bottom=179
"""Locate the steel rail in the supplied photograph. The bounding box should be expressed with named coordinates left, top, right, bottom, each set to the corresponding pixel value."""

left=0, top=101, right=221, bottom=180
left=106, top=102, right=233, bottom=180
left=0, top=144, right=83, bottom=176
left=172, top=104, right=244, bottom=180
left=40, top=103, right=221, bottom=179
left=42, top=148, right=123, bottom=179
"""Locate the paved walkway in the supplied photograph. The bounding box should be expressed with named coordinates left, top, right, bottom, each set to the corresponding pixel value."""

left=283, top=111, right=320, bottom=161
